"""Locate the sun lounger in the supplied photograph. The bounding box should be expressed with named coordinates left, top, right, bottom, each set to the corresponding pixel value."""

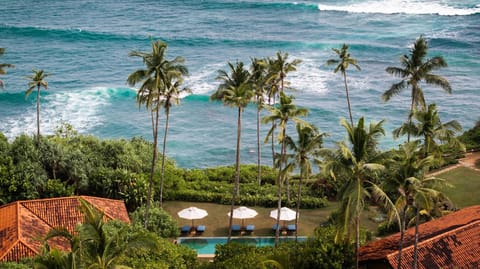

left=272, top=223, right=280, bottom=231
left=287, top=224, right=296, bottom=232
left=196, top=225, right=206, bottom=233
left=232, top=224, right=241, bottom=232
left=180, top=225, right=191, bottom=233
left=245, top=224, right=255, bottom=233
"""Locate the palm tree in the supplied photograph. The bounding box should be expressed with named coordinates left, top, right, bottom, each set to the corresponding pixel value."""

left=38, top=199, right=157, bottom=269
left=266, top=52, right=302, bottom=198
left=262, top=92, right=308, bottom=246
left=393, top=103, right=464, bottom=158
left=383, top=141, right=435, bottom=269
left=265, top=52, right=301, bottom=167
left=385, top=148, right=450, bottom=269
left=285, top=123, right=325, bottom=240
left=26, top=69, right=50, bottom=143
left=265, top=57, right=280, bottom=167
left=326, top=44, right=360, bottom=126
left=158, top=60, right=189, bottom=209
left=383, top=36, right=451, bottom=142
left=0, top=48, right=14, bottom=89
left=268, top=51, right=302, bottom=94
left=323, top=117, right=397, bottom=269
left=127, top=40, right=186, bottom=227
left=36, top=227, right=80, bottom=269
left=249, top=57, right=268, bottom=185
left=409, top=175, right=451, bottom=269
left=210, top=61, right=253, bottom=241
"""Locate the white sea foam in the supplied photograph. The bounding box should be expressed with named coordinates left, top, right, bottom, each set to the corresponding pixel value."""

left=289, top=58, right=329, bottom=95
left=317, top=0, right=480, bottom=16
left=1, top=87, right=133, bottom=140
left=184, top=58, right=329, bottom=96
left=186, top=63, right=223, bottom=95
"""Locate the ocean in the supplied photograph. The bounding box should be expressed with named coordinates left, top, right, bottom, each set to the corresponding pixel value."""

left=1, top=0, right=479, bottom=168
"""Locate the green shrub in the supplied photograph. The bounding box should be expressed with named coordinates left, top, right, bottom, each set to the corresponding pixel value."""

left=208, top=226, right=354, bottom=269
left=39, top=179, right=74, bottom=198
left=131, top=205, right=180, bottom=238
left=458, top=120, right=480, bottom=151
left=0, top=261, right=32, bottom=269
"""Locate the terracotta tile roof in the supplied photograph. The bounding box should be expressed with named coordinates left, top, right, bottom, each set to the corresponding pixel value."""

left=0, top=196, right=130, bottom=262
left=359, top=205, right=480, bottom=269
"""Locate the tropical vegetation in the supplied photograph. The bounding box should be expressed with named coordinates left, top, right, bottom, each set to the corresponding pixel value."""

left=0, top=35, right=477, bottom=268
left=326, top=44, right=361, bottom=126
left=383, top=35, right=451, bottom=142
left=25, top=69, right=50, bottom=143
left=211, top=61, right=253, bottom=240
left=127, top=39, right=189, bottom=227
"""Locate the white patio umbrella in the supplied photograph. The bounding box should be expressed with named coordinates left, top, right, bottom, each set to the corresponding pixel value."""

left=270, top=207, right=297, bottom=226
left=228, top=206, right=258, bottom=226
left=178, top=206, right=208, bottom=226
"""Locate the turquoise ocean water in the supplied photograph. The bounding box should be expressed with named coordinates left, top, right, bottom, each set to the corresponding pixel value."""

left=1, top=0, right=479, bottom=168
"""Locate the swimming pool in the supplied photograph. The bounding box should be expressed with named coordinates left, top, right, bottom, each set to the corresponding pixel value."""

left=177, top=236, right=307, bottom=255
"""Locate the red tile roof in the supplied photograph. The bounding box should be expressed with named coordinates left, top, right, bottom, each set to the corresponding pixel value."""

left=359, top=205, right=480, bottom=269
left=0, top=196, right=130, bottom=262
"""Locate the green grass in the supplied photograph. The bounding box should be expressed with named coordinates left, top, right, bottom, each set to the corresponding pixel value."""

left=161, top=165, right=480, bottom=242
left=437, top=167, right=480, bottom=208
left=163, top=201, right=381, bottom=237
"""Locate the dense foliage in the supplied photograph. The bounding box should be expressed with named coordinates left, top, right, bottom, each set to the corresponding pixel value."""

left=131, top=205, right=180, bottom=238
left=200, top=226, right=354, bottom=269
left=458, top=120, right=480, bottom=151
left=0, top=128, right=328, bottom=211
left=1, top=36, right=475, bottom=268
left=31, top=199, right=198, bottom=269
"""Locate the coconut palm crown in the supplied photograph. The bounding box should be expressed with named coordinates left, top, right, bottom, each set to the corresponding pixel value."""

left=326, top=44, right=361, bottom=126
left=383, top=36, right=451, bottom=142
left=26, top=69, right=50, bottom=142
left=210, top=61, right=253, bottom=241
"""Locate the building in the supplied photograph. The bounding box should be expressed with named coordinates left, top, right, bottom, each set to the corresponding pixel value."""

left=359, top=205, right=480, bottom=269
left=0, top=196, right=130, bottom=262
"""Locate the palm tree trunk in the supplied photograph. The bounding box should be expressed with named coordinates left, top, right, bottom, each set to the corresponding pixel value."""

left=227, top=184, right=236, bottom=242
left=424, top=135, right=430, bottom=158
left=151, top=110, right=155, bottom=138
left=281, top=77, right=284, bottom=93
left=355, top=215, right=360, bottom=269
left=295, top=171, right=305, bottom=241
left=274, top=128, right=286, bottom=247
left=271, top=95, right=276, bottom=167
left=228, top=107, right=242, bottom=242
left=235, top=107, right=242, bottom=197
left=397, top=205, right=408, bottom=269
left=159, top=106, right=170, bottom=208
left=52, top=161, right=57, bottom=180
left=257, top=102, right=262, bottom=185
left=145, top=103, right=160, bottom=229
left=413, top=206, right=420, bottom=269
left=36, top=85, right=41, bottom=143
left=408, top=89, right=415, bottom=143
left=343, top=72, right=354, bottom=126
left=286, top=175, right=290, bottom=203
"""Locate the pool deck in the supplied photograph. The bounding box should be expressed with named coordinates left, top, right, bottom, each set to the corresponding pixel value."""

left=198, top=254, right=215, bottom=259
left=197, top=254, right=215, bottom=262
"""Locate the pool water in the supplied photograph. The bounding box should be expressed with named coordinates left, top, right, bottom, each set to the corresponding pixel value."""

left=177, top=236, right=307, bottom=255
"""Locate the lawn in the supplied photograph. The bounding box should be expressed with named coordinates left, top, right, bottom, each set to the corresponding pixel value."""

left=163, top=164, right=480, bottom=239
left=437, top=166, right=480, bottom=208
left=163, top=201, right=381, bottom=237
